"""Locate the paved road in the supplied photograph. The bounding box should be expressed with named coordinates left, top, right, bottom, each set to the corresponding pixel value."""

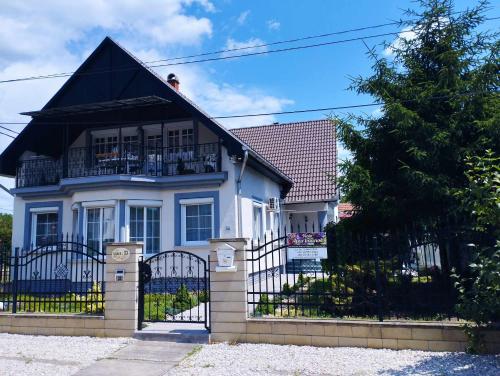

left=75, top=340, right=197, bottom=376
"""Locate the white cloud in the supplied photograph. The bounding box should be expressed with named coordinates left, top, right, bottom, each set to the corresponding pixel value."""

left=0, top=0, right=293, bottom=165
left=0, top=0, right=214, bottom=65
left=267, top=19, right=280, bottom=31
left=0, top=177, right=14, bottom=214
left=221, top=38, right=267, bottom=57
left=236, top=10, right=250, bottom=25
left=383, top=26, right=417, bottom=56
left=384, top=18, right=449, bottom=56
left=132, top=51, right=293, bottom=128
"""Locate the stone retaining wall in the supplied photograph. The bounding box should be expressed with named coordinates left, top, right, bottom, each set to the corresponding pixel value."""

left=0, top=313, right=106, bottom=337
left=209, top=239, right=500, bottom=353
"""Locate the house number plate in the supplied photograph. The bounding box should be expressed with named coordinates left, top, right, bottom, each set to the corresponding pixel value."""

left=112, top=248, right=130, bottom=262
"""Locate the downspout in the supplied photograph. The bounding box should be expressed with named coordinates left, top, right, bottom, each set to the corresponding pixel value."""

left=236, top=148, right=249, bottom=237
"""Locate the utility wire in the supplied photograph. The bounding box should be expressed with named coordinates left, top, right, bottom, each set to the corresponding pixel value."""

left=0, top=16, right=498, bottom=85
left=0, top=91, right=494, bottom=126
left=0, top=21, right=402, bottom=84
left=0, top=125, right=19, bottom=134
left=0, top=131, right=15, bottom=138
left=0, top=31, right=406, bottom=84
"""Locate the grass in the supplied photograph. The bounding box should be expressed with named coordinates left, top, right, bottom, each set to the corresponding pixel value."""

left=1, top=291, right=103, bottom=315
left=143, top=292, right=201, bottom=321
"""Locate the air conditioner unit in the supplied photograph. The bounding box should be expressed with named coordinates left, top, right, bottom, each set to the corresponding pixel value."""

left=268, top=197, right=280, bottom=211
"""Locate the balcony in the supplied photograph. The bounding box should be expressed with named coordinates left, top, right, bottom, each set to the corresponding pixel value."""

left=15, top=142, right=221, bottom=188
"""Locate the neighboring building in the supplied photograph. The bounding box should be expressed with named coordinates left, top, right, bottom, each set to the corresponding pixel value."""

left=232, top=120, right=338, bottom=232
left=0, top=37, right=292, bottom=260
left=338, top=202, right=355, bottom=220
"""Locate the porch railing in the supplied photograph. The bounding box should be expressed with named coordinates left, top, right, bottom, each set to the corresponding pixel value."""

left=16, top=142, right=221, bottom=188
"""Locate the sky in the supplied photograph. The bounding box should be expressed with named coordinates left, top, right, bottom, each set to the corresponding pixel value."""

left=0, top=0, right=498, bottom=213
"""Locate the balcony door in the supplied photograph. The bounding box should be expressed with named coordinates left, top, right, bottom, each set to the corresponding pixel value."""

left=166, top=128, right=194, bottom=175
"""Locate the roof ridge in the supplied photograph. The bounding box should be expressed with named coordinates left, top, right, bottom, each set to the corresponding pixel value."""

left=231, top=118, right=335, bottom=131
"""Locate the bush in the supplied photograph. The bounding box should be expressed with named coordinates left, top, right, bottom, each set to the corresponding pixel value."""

left=255, top=294, right=274, bottom=316
left=85, top=282, right=104, bottom=314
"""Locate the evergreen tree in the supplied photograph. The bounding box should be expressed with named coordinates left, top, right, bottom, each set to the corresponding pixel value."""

left=336, top=0, right=499, bottom=229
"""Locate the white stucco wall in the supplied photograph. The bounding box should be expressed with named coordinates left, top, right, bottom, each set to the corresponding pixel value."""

left=11, top=145, right=243, bottom=261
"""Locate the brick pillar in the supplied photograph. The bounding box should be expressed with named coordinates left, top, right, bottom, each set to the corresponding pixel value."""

left=209, top=238, right=249, bottom=343
left=104, top=242, right=143, bottom=337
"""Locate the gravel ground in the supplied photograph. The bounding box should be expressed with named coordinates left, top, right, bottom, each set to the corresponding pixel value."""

left=169, top=343, right=500, bottom=376
left=0, top=333, right=132, bottom=376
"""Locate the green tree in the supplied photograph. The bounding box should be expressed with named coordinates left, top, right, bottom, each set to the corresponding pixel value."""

left=336, top=0, right=499, bottom=229
left=0, top=213, right=12, bottom=250
left=453, top=150, right=500, bottom=352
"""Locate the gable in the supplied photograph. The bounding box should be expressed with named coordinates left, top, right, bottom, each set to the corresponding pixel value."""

left=0, top=37, right=292, bottom=192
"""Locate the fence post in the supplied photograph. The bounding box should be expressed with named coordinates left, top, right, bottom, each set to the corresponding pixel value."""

left=11, top=247, right=19, bottom=314
left=209, top=238, right=249, bottom=343
left=372, top=235, right=384, bottom=322
left=104, top=242, right=143, bottom=337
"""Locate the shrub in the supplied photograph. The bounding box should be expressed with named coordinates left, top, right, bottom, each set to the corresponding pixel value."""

left=85, top=282, right=104, bottom=314
left=255, top=294, right=274, bottom=316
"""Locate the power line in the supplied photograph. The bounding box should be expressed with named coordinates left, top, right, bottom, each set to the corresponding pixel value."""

left=0, top=125, right=19, bottom=134
left=0, top=21, right=402, bottom=84
left=0, top=91, right=494, bottom=126
left=0, top=16, right=498, bottom=85
left=0, top=31, right=406, bottom=84
left=0, top=131, right=15, bottom=138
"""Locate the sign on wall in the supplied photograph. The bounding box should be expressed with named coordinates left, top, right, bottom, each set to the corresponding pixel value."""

left=287, top=232, right=327, bottom=261
left=111, top=247, right=130, bottom=262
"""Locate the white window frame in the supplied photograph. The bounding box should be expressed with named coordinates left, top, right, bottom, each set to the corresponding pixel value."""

left=180, top=197, right=214, bottom=246
left=252, top=202, right=264, bottom=241
left=30, top=208, right=59, bottom=247
left=82, top=201, right=118, bottom=253
left=125, top=200, right=162, bottom=254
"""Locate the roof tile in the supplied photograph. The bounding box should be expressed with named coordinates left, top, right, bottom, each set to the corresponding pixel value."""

left=231, top=119, right=336, bottom=203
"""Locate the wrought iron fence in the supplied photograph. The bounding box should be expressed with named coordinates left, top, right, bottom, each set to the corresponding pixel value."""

left=247, top=224, right=473, bottom=321
left=16, top=142, right=221, bottom=188
left=0, top=235, right=105, bottom=315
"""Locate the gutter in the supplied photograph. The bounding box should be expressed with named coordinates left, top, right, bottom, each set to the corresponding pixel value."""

left=236, top=148, right=249, bottom=237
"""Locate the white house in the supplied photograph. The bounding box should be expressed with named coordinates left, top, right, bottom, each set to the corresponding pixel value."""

left=0, top=37, right=337, bottom=262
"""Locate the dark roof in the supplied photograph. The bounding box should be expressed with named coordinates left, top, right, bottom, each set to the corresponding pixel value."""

left=231, top=120, right=337, bottom=203
left=0, top=37, right=292, bottom=193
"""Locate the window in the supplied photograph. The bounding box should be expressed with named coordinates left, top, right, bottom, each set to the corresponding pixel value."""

left=168, top=129, right=193, bottom=152
left=94, top=136, right=118, bottom=154
left=85, top=207, right=115, bottom=252
left=123, top=135, right=138, bottom=153
left=32, top=212, right=58, bottom=247
left=129, top=206, right=160, bottom=254
left=180, top=198, right=213, bottom=245
left=253, top=204, right=264, bottom=240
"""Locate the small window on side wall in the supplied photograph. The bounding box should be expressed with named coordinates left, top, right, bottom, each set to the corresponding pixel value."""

left=253, top=203, right=264, bottom=241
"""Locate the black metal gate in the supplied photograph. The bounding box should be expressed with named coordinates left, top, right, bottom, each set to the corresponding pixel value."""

left=138, top=251, right=210, bottom=330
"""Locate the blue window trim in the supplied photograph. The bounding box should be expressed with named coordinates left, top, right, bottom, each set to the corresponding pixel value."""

left=318, top=210, right=327, bottom=231
left=24, top=201, right=63, bottom=249
left=174, top=191, right=220, bottom=246
left=119, top=200, right=126, bottom=242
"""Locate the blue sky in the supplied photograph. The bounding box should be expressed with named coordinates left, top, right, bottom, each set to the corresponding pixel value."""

left=0, top=0, right=498, bottom=213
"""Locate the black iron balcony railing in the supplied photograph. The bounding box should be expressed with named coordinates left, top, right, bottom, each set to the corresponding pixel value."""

left=16, top=142, right=221, bottom=188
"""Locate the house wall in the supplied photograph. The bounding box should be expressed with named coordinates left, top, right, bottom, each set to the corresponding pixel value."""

left=12, top=146, right=232, bottom=259
left=11, top=144, right=285, bottom=262
left=239, top=165, right=282, bottom=240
